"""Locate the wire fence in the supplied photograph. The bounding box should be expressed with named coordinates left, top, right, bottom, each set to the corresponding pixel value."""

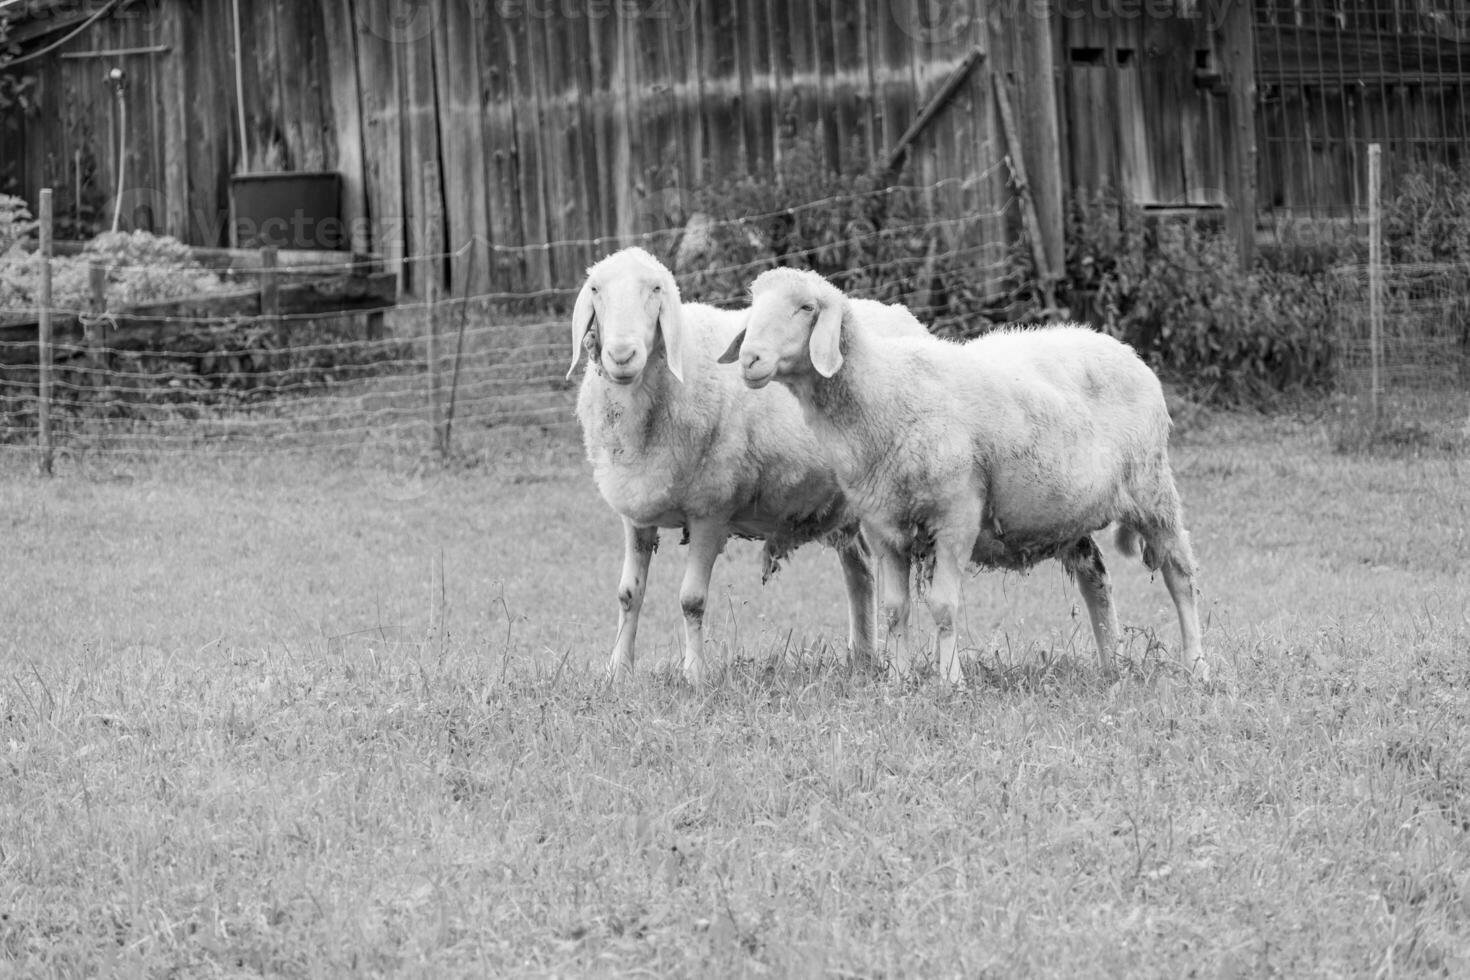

left=1328, top=144, right=1470, bottom=450
left=1, top=178, right=1018, bottom=470
left=1332, top=260, right=1470, bottom=447
left=6, top=160, right=1466, bottom=470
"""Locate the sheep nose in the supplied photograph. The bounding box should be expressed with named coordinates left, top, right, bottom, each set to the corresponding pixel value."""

left=606, top=343, right=638, bottom=366
left=741, top=350, right=764, bottom=371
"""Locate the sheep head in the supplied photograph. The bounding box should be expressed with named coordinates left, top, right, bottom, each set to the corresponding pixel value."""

left=567, top=247, right=690, bottom=386
left=718, top=268, right=846, bottom=388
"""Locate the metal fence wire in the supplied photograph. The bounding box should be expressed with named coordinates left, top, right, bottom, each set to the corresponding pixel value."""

left=0, top=178, right=1017, bottom=466
left=1255, top=0, right=1470, bottom=224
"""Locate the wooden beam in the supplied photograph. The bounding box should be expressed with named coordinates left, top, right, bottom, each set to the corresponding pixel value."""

left=1221, top=0, right=1258, bottom=270
left=994, top=72, right=1058, bottom=312
left=57, top=45, right=169, bottom=58
left=883, top=47, right=986, bottom=177
left=1013, top=14, right=1064, bottom=288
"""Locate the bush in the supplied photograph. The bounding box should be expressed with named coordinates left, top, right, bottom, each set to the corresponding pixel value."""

left=0, top=204, right=225, bottom=319
left=1063, top=191, right=1341, bottom=406
left=666, top=136, right=1020, bottom=336
left=1382, top=161, right=1470, bottom=265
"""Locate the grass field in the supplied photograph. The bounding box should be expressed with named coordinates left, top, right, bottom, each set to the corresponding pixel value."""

left=2, top=412, right=1467, bottom=978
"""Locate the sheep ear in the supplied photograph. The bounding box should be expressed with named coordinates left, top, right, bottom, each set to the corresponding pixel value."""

left=657, top=282, right=688, bottom=384
left=567, top=280, right=597, bottom=381
left=809, top=302, right=845, bottom=377
left=716, top=329, right=745, bottom=365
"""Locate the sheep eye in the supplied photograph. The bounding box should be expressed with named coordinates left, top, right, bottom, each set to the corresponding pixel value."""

left=651, top=284, right=662, bottom=293
left=590, top=285, right=599, bottom=294
left=799, top=303, right=815, bottom=313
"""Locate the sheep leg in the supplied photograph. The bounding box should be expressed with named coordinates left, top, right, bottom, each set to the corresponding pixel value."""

left=837, top=538, right=877, bottom=669
left=1159, top=545, right=1208, bottom=683
left=1142, top=526, right=1209, bottom=682
left=678, top=520, right=726, bottom=687
left=1065, top=535, right=1120, bottom=680
left=876, top=544, right=912, bottom=674
left=925, top=540, right=966, bottom=686
left=608, top=520, right=658, bottom=679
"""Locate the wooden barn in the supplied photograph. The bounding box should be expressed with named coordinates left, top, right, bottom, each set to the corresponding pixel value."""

left=1, top=0, right=1275, bottom=298
left=1254, top=0, right=1470, bottom=220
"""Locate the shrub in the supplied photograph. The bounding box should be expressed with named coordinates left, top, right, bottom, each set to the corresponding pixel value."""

left=0, top=209, right=225, bottom=318
left=1382, top=160, right=1470, bottom=265
left=666, top=135, right=1019, bottom=336
left=1063, top=191, right=1341, bottom=406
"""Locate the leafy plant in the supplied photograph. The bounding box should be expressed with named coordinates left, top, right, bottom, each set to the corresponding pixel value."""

left=1382, top=160, right=1470, bottom=265
left=1062, top=191, right=1341, bottom=406
left=0, top=10, right=37, bottom=119
left=660, top=133, right=1022, bottom=336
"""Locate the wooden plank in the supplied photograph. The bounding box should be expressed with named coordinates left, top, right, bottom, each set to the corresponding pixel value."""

left=273, top=271, right=396, bottom=312
left=994, top=72, right=1056, bottom=308
left=609, top=10, right=636, bottom=244
left=679, top=0, right=707, bottom=236
left=701, top=0, right=741, bottom=186
left=162, top=1, right=189, bottom=239
left=562, top=12, right=602, bottom=267
left=501, top=8, right=551, bottom=289
left=478, top=4, right=527, bottom=294
left=355, top=0, right=407, bottom=290
left=1220, top=0, right=1257, bottom=267
left=1014, top=10, right=1059, bottom=279
left=434, top=1, right=492, bottom=295
left=536, top=10, right=577, bottom=279
left=320, top=0, right=370, bottom=255
left=398, top=11, right=439, bottom=296
left=582, top=8, right=617, bottom=257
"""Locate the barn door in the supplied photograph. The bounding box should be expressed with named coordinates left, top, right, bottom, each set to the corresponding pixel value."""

left=1061, top=6, right=1229, bottom=209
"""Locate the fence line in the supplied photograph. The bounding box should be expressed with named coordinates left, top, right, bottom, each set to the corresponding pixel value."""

left=1331, top=152, right=1470, bottom=448
left=2, top=180, right=1018, bottom=468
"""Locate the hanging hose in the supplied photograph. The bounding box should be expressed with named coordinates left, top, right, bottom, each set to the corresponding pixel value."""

left=107, top=67, right=127, bottom=233
left=232, top=0, right=249, bottom=170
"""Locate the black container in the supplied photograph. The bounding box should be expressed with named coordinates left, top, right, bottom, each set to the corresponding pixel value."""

left=230, top=171, right=344, bottom=251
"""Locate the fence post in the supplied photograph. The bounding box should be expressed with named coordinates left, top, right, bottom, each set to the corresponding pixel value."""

left=88, top=261, right=110, bottom=414
left=260, top=246, right=279, bottom=320
left=1367, top=143, right=1382, bottom=421
left=422, top=170, right=445, bottom=459
left=37, top=188, right=54, bottom=477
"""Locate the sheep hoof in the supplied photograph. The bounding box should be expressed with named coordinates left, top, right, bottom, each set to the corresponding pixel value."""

left=1189, top=654, right=1224, bottom=691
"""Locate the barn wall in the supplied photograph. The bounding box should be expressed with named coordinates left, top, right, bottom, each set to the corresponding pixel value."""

left=1, top=0, right=336, bottom=245
left=1254, top=0, right=1470, bottom=218
left=1057, top=3, right=1233, bottom=209
left=3, top=0, right=1055, bottom=297
left=327, top=0, right=1021, bottom=296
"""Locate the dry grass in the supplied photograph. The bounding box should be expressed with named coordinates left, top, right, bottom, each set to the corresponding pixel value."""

left=1, top=413, right=1467, bottom=977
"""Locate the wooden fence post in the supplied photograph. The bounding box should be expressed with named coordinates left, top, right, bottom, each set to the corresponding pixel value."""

left=1221, top=0, right=1258, bottom=270
left=37, top=188, right=54, bottom=477
left=88, top=262, right=110, bottom=413
left=260, top=246, right=279, bottom=321
left=1367, top=143, right=1383, bottom=421
left=422, top=170, right=445, bottom=459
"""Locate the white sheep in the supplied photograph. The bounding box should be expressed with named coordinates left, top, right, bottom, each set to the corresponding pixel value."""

left=569, top=248, right=928, bottom=685
left=718, top=267, right=1210, bottom=685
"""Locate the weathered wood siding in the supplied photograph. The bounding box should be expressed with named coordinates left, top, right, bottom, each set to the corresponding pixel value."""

left=4, top=1, right=336, bottom=244
left=1058, top=5, right=1233, bottom=208
left=4, top=0, right=1056, bottom=297
left=1255, top=0, right=1470, bottom=216
left=327, top=0, right=1018, bottom=296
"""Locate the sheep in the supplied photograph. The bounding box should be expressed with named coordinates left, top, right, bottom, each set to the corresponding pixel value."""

left=718, top=267, right=1210, bottom=685
left=568, top=247, right=929, bottom=685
